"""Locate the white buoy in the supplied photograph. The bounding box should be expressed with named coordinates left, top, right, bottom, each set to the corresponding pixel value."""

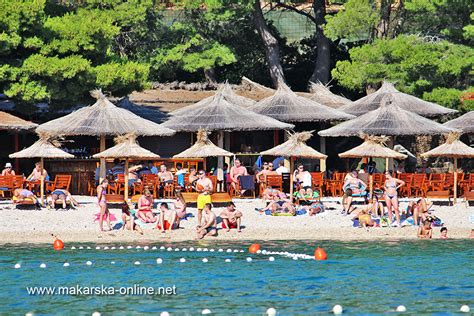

left=225, top=259, right=231, bottom=263
left=86, top=261, right=92, bottom=266
left=179, top=258, right=186, bottom=263
left=14, top=263, right=21, bottom=269
left=87, top=246, right=91, bottom=249
left=25, top=312, right=34, bottom=316
left=71, top=246, right=76, bottom=250
left=144, top=246, right=149, bottom=250
left=226, top=249, right=232, bottom=253
left=40, top=263, right=46, bottom=268
left=134, top=261, right=141, bottom=265
left=160, top=246, right=165, bottom=250
left=202, top=258, right=208, bottom=263
left=96, top=246, right=100, bottom=250
left=239, top=250, right=244, bottom=253
left=197, top=248, right=202, bottom=252
left=182, top=248, right=187, bottom=251
left=167, top=247, right=172, bottom=251
left=269, top=257, right=275, bottom=262
left=189, top=247, right=195, bottom=251
left=218, top=249, right=223, bottom=252
left=174, top=248, right=180, bottom=252
left=292, top=257, right=298, bottom=261
left=210, top=249, right=215, bottom=252
left=156, top=258, right=163, bottom=264
left=152, top=246, right=157, bottom=250
left=63, top=262, right=70, bottom=267
left=332, top=304, right=343, bottom=314
left=201, top=309, right=211, bottom=314
left=160, top=312, right=170, bottom=316
left=92, top=312, right=101, bottom=316
left=256, top=250, right=261, bottom=254
left=396, top=305, right=406, bottom=312
left=460, top=305, right=470, bottom=313
left=127, top=246, right=132, bottom=249
left=266, top=307, right=277, bottom=316
left=203, top=248, right=208, bottom=252
left=110, top=246, right=115, bottom=250
left=233, top=250, right=239, bottom=253
left=246, top=257, right=253, bottom=262
left=111, top=261, right=115, bottom=265
left=261, top=250, right=267, bottom=255
left=119, top=246, right=124, bottom=249
left=78, top=246, right=83, bottom=249
left=103, top=246, right=109, bottom=250
left=136, top=246, right=141, bottom=249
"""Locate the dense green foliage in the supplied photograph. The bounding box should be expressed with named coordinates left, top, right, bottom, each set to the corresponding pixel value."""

left=0, top=0, right=472, bottom=112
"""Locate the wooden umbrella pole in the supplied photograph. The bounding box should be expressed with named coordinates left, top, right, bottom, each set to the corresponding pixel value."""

left=99, top=135, right=106, bottom=181
left=14, top=133, right=19, bottom=174
left=385, top=158, right=389, bottom=172
left=217, top=130, right=224, bottom=192
left=40, top=157, right=44, bottom=206
left=369, top=174, right=373, bottom=199
left=453, top=158, right=457, bottom=204
left=124, top=158, right=129, bottom=201
left=320, top=136, right=326, bottom=172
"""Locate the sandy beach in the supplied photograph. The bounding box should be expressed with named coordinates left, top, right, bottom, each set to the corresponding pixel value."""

left=0, top=197, right=472, bottom=244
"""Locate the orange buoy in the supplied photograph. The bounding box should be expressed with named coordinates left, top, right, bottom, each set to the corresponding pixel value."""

left=314, top=247, right=327, bottom=260
left=248, top=243, right=261, bottom=254
left=53, top=238, right=64, bottom=251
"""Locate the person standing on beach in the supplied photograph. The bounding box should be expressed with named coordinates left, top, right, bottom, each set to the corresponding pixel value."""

left=196, top=203, right=217, bottom=239
left=97, top=179, right=111, bottom=231
left=384, top=171, right=405, bottom=227
left=196, top=170, right=213, bottom=226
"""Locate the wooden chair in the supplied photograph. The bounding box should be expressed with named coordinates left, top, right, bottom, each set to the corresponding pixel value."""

left=426, top=173, right=445, bottom=192
left=326, top=172, right=344, bottom=197
left=410, top=174, right=427, bottom=197
left=134, top=174, right=158, bottom=198
left=265, top=175, right=283, bottom=192
left=105, top=194, right=125, bottom=204
left=397, top=173, right=413, bottom=197
left=464, top=190, right=474, bottom=207
left=109, top=174, right=125, bottom=195
left=46, top=174, right=72, bottom=192
left=310, top=172, right=324, bottom=197
left=0, top=176, right=14, bottom=198
left=460, top=174, right=473, bottom=195
left=372, top=173, right=386, bottom=190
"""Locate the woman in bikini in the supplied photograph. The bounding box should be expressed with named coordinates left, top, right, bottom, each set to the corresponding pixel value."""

left=97, top=179, right=111, bottom=231
left=121, top=203, right=143, bottom=235
left=137, top=189, right=156, bottom=223
left=174, top=191, right=187, bottom=228
left=384, top=171, right=405, bottom=227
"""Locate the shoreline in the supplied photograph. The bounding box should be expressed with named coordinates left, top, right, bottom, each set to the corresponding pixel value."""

left=1, top=197, right=472, bottom=245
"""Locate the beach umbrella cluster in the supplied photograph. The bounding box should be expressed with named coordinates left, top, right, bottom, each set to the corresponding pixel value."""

left=443, top=111, right=474, bottom=134
left=307, top=82, right=352, bottom=109
left=173, top=129, right=233, bottom=158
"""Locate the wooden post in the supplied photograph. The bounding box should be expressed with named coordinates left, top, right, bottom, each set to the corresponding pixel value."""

left=217, top=131, right=224, bottom=189
left=99, top=135, right=106, bottom=180
left=453, top=158, right=457, bottom=204
left=124, top=158, right=129, bottom=201
left=385, top=158, right=389, bottom=172
left=224, top=132, right=231, bottom=171
left=273, top=130, right=279, bottom=146
left=387, top=136, right=395, bottom=171
left=40, top=157, right=44, bottom=206
left=14, top=133, right=19, bottom=174
left=320, top=136, right=326, bottom=172
left=369, top=174, right=373, bottom=199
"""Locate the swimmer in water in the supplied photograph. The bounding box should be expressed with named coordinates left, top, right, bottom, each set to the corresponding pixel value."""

left=417, top=219, right=432, bottom=239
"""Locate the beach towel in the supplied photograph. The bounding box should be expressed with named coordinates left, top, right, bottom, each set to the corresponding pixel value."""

left=239, top=175, right=255, bottom=191
left=93, top=212, right=117, bottom=222
left=255, top=155, right=263, bottom=171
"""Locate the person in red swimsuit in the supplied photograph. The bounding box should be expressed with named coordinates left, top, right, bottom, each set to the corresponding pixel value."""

left=137, top=189, right=156, bottom=223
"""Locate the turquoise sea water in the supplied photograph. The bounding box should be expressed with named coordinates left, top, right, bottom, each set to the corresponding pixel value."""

left=1, top=240, right=473, bottom=315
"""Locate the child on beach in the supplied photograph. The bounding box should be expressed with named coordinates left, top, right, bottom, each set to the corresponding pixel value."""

left=356, top=209, right=375, bottom=230
left=417, top=219, right=432, bottom=239
left=121, top=203, right=143, bottom=235
left=220, top=202, right=243, bottom=232
left=196, top=203, right=217, bottom=239
left=440, top=227, right=448, bottom=239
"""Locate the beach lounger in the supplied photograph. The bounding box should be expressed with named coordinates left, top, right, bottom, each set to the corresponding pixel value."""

left=181, top=192, right=232, bottom=205
left=426, top=190, right=452, bottom=205
left=12, top=196, right=36, bottom=208
left=105, top=194, right=125, bottom=204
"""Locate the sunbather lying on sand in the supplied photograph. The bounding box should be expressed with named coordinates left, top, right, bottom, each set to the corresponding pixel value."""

left=13, top=188, right=40, bottom=209
left=261, top=200, right=296, bottom=215
left=48, top=189, right=80, bottom=209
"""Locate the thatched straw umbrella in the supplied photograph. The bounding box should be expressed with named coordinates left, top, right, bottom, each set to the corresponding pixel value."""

left=248, top=81, right=355, bottom=122
left=9, top=133, right=74, bottom=204
left=443, top=111, right=474, bottom=134
left=421, top=132, right=474, bottom=203
left=0, top=111, right=38, bottom=173
left=93, top=133, right=160, bottom=201
left=170, top=83, right=256, bottom=116
left=339, top=134, right=408, bottom=196
left=340, top=81, right=457, bottom=117
left=319, top=99, right=458, bottom=137
left=174, top=129, right=233, bottom=158
left=307, top=82, right=352, bottom=109
left=260, top=131, right=327, bottom=196
left=117, top=96, right=168, bottom=124
left=37, top=90, right=175, bottom=179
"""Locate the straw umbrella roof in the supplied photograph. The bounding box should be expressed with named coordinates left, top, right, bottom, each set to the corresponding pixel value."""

left=37, top=90, right=175, bottom=137
left=162, top=89, right=293, bottom=132
left=93, top=134, right=160, bottom=159
left=173, top=129, right=233, bottom=158
left=170, top=83, right=256, bottom=116
left=421, top=133, right=474, bottom=158
left=318, top=99, right=458, bottom=137
left=117, top=96, right=168, bottom=124
left=339, top=135, right=408, bottom=159
left=307, top=82, right=352, bottom=108
left=9, top=134, right=74, bottom=159
left=260, top=131, right=327, bottom=159
left=0, top=111, right=37, bottom=131
left=339, top=81, right=457, bottom=117
left=443, top=111, right=474, bottom=134
left=248, top=81, right=355, bottom=122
